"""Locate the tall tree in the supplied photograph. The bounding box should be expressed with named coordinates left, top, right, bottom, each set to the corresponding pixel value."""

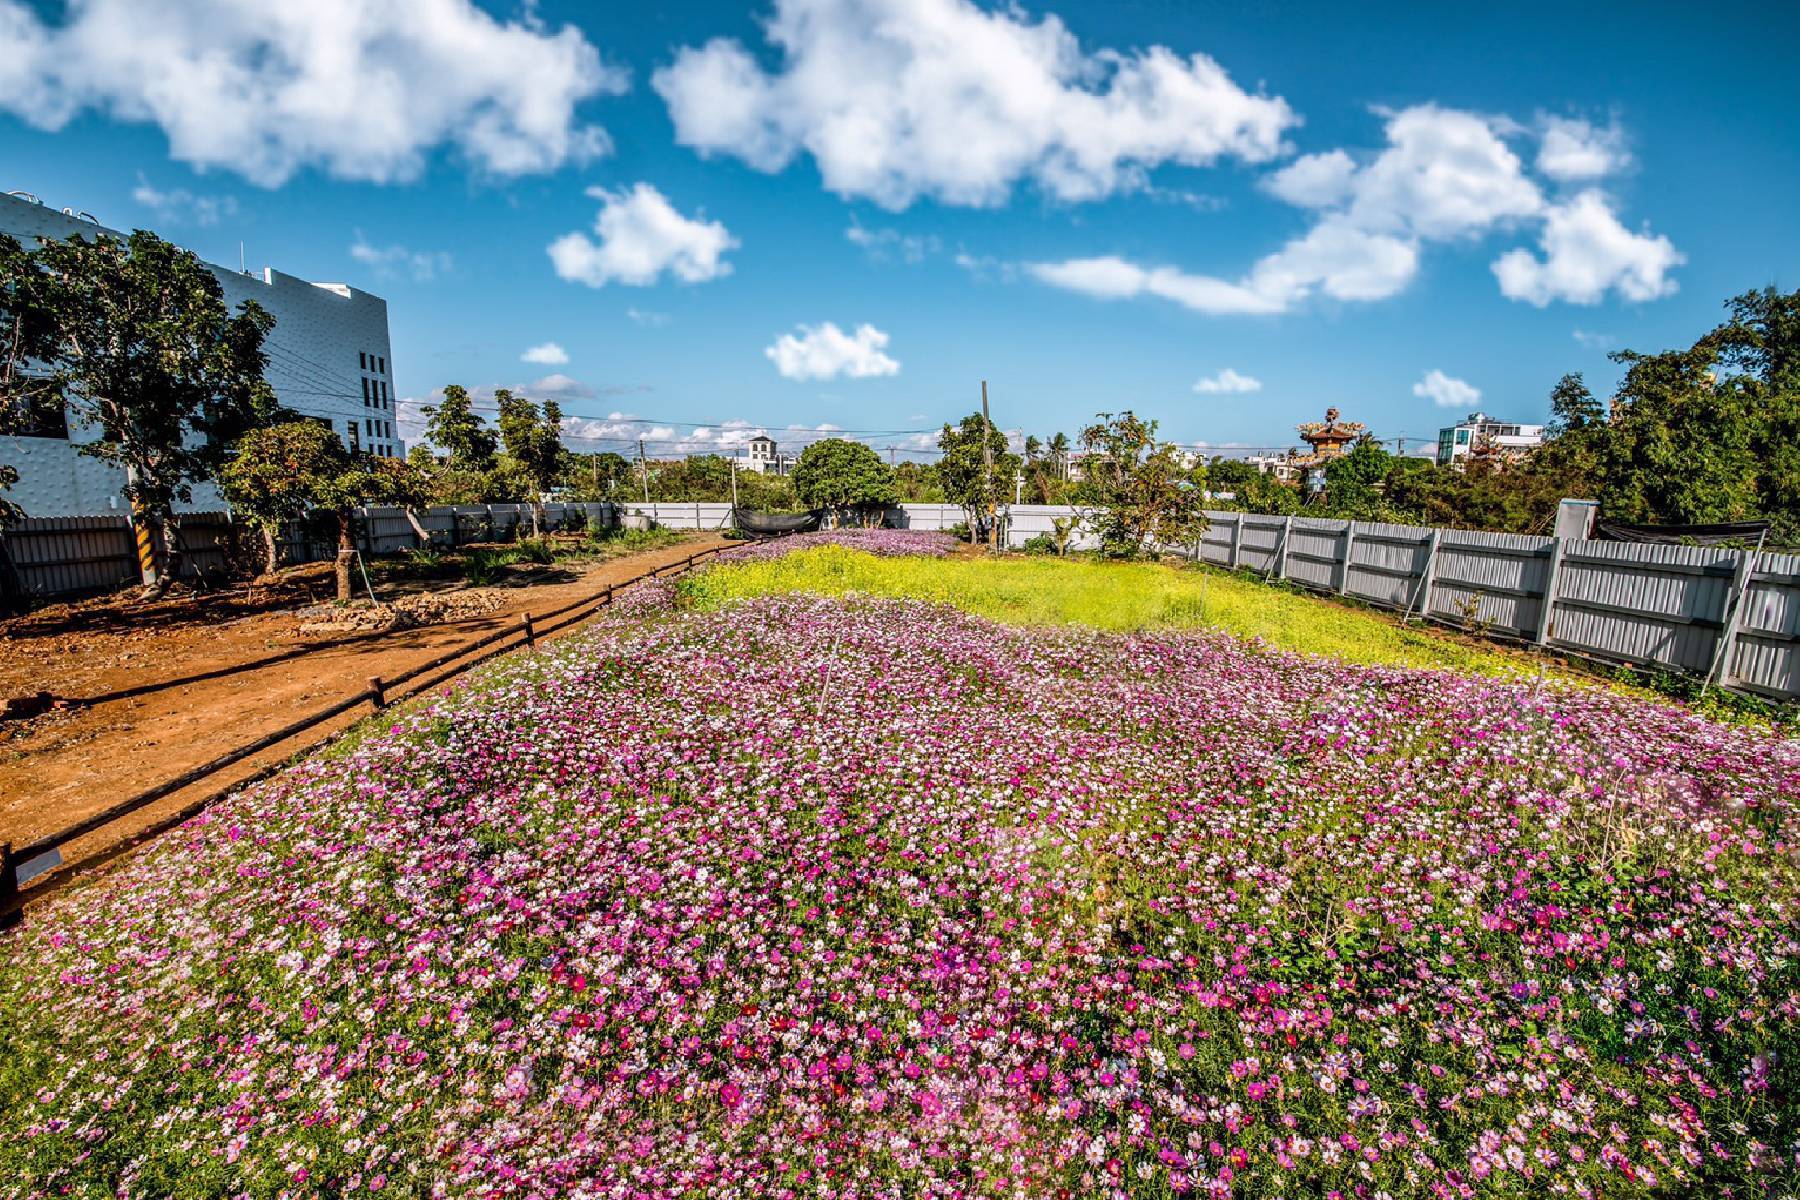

left=421, top=384, right=497, bottom=472
left=25, top=229, right=278, bottom=589
left=937, top=413, right=1019, bottom=545
left=493, top=389, right=567, bottom=534
left=1076, top=411, right=1207, bottom=558
left=792, top=438, right=895, bottom=525
left=222, top=419, right=425, bottom=599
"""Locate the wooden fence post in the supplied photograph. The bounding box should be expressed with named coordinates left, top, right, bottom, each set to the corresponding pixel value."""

left=1533, top=538, right=1567, bottom=646
left=367, top=675, right=387, bottom=709
left=0, top=842, right=17, bottom=915
left=1337, top=524, right=1357, bottom=595
left=520, top=613, right=537, bottom=650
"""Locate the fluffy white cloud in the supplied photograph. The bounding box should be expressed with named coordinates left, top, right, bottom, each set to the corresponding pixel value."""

left=653, top=0, right=1295, bottom=209
left=1412, top=369, right=1482, bottom=409
left=1492, top=190, right=1682, bottom=306
left=1193, top=368, right=1263, bottom=394
left=626, top=306, right=671, bottom=327
left=1035, top=104, right=1677, bottom=314
left=349, top=232, right=452, bottom=282
left=1537, top=116, right=1628, bottom=182
left=0, top=0, right=624, bottom=186
left=765, top=322, right=901, bottom=381
left=521, top=342, right=570, bottom=365
left=1572, top=328, right=1614, bottom=349
left=131, top=175, right=238, bottom=226
left=548, top=184, right=738, bottom=288
left=1027, top=256, right=1283, bottom=315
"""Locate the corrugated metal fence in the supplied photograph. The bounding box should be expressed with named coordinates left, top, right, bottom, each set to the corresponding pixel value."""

left=1188, top=510, right=1798, bottom=701
left=5, top=501, right=1796, bottom=701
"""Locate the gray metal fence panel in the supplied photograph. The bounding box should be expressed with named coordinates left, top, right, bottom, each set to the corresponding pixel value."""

left=1548, top=540, right=1736, bottom=674
left=3, top=515, right=136, bottom=598
left=1344, top=521, right=1433, bottom=608
left=1236, top=515, right=1285, bottom=574
left=1426, top=531, right=1552, bottom=637
left=1283, top=518, right=1347, bottom=591
left=1730, top=552, right=1800, bottom=697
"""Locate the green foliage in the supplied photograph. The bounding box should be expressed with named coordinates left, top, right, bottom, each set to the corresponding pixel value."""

left=421, top=384, right=497, bottom=472
left=937, top=412, right=1020, bottom=535
left=1020, top=532, right=1058, bottom=555
left=221, top=419, right=426, bottom=597
left=1075, top=410, right=1207, bottom=558
left=565, top=451, right=635, bottom=501
left=891, top=461, right=946, bottom=503
left=12, top=229, right=278, bottom=569
left=791, top=438, right=895, bottom=518
left=510, top=536, right=556, bottom=565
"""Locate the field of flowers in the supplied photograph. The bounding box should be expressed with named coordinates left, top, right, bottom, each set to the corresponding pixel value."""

left=2, top=544, right=1797, bottom=1198
left=716, top=529, right=960, bottom=563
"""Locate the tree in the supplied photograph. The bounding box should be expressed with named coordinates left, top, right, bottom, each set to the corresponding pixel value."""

left=421, top=384, right=496, bottom=472
left=1321, top=438, right=1403, bottom=520
left=937, top=413, right=1019, bottom=545
left=221, top=420, right=425, bottom=599
left=792, top=438, right=895, bottom=524
left=0, top=231, right=62, bottom=523
left=1076, top=411, right=1207, bottom=558
left=1204, top=459, right=1300, bottom=516
left=892, top=461, right=946, bottom=503
left=24, top=229, right=278, bottom=589
left=567, top=451, right=634, bottom=501
left=493, top=389, right=567, bottom=534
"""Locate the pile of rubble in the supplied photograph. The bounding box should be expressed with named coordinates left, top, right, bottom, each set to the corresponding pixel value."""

left=295, top=588, right=508, bottom=634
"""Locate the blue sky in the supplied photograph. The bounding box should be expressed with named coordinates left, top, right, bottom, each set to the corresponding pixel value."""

left=3, top=0, right=1797, bottom=461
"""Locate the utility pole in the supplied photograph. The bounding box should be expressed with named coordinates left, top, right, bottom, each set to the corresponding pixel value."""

left=981, top=380, right=996, bottom=550
left=730, top=455, right=740, bottom=509
left=638, top=438, right=650, bottom=504
left=1015, top=468, right=1024, bottom=505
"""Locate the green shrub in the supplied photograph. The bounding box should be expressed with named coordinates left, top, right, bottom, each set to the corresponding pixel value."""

left=1020, top=532, right=1058, bottom=556
left=461, top=548, right=510, bottom=586
left=512, top=537, right=556, bottom=565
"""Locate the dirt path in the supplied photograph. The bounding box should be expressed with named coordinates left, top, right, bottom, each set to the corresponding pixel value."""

left=0, top=535, right=726, bottom=865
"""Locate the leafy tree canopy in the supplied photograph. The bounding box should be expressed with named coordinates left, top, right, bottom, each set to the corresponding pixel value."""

left=1076, top=410, right=1207, bottom=558
left=422, top=384, right=497, bottom=472
left=792, top=438, right=895, bottom=520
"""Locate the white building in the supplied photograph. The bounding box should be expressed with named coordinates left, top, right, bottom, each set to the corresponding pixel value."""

left=744, top=433, right=779, bottom=474
left=1436, top=411, right=1545, bottom=468
left=1245, top=451, right=1303, bottom=483
left=1, top=190, right=400, bottom=517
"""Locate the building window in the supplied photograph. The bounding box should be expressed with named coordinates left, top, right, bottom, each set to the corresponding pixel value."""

left=377, top=356, right=385, bottom=375
left=1456, top=429, right=1470, bottom=444
left=361, top=377, right=371, bottom=405
left=359, top=351, right=367, bottom=369
left=8, top=391, right=70, bottom=439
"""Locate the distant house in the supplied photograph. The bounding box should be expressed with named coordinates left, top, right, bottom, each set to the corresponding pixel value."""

left=1245, top=452, right=1303, bottom=483
left=1436, top=412, right=1545, bottom=468
left=744, top=434, right=779, bottom=474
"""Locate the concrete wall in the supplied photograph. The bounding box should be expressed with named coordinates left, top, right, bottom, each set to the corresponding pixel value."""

left=0, top=191, right=399, bottom=517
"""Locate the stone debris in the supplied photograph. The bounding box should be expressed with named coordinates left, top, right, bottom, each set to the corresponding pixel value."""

left=295, top=589, right=507, bottom=634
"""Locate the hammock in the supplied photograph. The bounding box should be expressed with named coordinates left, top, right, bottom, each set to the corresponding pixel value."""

left=732, top=508, right=824, bottom=537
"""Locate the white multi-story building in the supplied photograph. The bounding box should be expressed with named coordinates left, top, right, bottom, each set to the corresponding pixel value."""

left=1, top=189, right=400, bottom=517
left=1435, top=411, right=1545, bottom=468
left=744, top=433, right=779, bottom=474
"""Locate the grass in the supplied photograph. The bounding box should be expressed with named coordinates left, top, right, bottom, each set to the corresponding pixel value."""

left=676, top=544, right=1549, bottom=677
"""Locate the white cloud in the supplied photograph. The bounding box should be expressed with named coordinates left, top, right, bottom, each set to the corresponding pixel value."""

left=131, top=175, right=238, bottom=226
left=1193, top=368, right=1263, bottom=394
left=846, top=222, right=940, bottom=263
left=0, top=0, right=625, bottom=186
left=1027, top=256, right=1283, bottom=315
left=1492, top=190, right=1682, bottom=306
left=765, top=322, right=901, bottom=381
left=1033, top=104, right=1676, bottom=315
left=653, top=0, right=1295, bottom=210
left=521, top=341, right=569, bottom=365
left=1412, top=369, right=1482, bottom=409
left=526, top=372, right=594, bottom=399
left=626, top=306, right=671, bottom=327
left=1537, top=116, right=1629, bottom=182
left=1572, top=328, right=1614, bottom=349
left=548, top=183, right=737, bottom=288
left=349, top=232, right=452, bottom=282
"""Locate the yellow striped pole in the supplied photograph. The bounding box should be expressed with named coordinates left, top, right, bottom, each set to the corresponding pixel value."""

left=130, top=503, right=158, bottom=587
